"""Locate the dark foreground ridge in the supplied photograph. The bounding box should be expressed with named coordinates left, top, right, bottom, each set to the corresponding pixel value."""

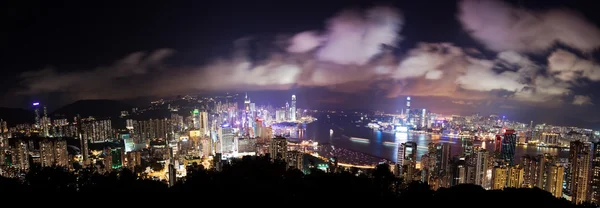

left=0, top=156, right=590, bottom=207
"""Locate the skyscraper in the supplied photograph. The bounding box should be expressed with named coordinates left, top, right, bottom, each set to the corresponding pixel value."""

left=569, top=141, right=591, bottom=204
left=290, top=95, right=297, bottom=121
left=286, top=150, right=303, bottom=171
left=501, top=129, right=517, bottom=165
left=462, top=138, right=474, bottom=157
left=593, top=142, right=600, bottom=204
left=492, top=166, right=508, bottom=190
left=398, top=142, right=417, bottom=181
left=546, top=163, right=565, bottom=198
left=507, top=165, right=524, bottom=188
left=405, top=97, right=411, bottom=125
left=270, top=136, right=287, bottom=161
left=219, top=125, right=235, bottom=155
left=473, top=148, right=490, bottom=188
left=285, top=102, right=290, bottom=121
left=421, top=109, right=426, bottom=129
left=40, top=139, right=55, bottom=167
left=12, top=140, right=29, bottom=170
left=244, top=93, right=251, bottom=112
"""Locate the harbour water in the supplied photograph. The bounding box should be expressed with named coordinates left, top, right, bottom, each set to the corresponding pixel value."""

left=296, top=114, right=569, bottom=163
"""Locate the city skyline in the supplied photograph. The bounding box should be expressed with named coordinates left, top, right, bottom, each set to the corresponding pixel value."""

left=3, top=0, right=600, bottom=127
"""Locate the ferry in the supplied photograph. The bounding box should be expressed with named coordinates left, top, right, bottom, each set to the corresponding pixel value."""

left=349, top=137, right=370, bottom=143
left=383, top=141, right=397, bottom=146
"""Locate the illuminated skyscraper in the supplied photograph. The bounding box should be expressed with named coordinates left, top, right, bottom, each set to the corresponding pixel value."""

left=33, top=102, right=40, bottom=129
left=398, top=142, right=417, bottom=180
left=285, top=102, right=290, bottom=121
left=546, top=163, right=565, bottom=198
left=492, top=166, right=508, bottom=190
left=286, top=150, right=303, bottom=171
left=12, top=140, right=29, bottom=170
left=276, top=109, right=286, bottom=122
left=473, top=148, right=490, bottom=188
left=244, top=93, right=251, bottom=112
left=501, top=129, right=517, bottom=165
left=270, top=136, right=287, bottom=161
left=421, top=109, right=426, bottom=128
left=290, top=95, right=297, bottom=121
left=462, top=138, right=474, bottom=157
left=40, top=139, right=55, bottom=167
left=405, top=97, right=411, bottom=125
left=507, top=165, right=524, bottom=188
left=568, top=141, right=591, bottom=204
left=593, top=142, right=600, bottom=204
left=219, top=125, right=235, bottom=155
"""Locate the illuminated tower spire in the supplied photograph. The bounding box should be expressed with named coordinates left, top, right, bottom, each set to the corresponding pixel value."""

left=290, top=95, right=297, bottom=121
left=244, top=92, right=251, bottom=112
left=406, top=96, right=411, bottom=125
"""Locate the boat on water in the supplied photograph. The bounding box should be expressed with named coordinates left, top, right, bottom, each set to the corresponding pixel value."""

left=383, top=141, right=397, bottom=146
left=349, top=137, right=370, bottom=143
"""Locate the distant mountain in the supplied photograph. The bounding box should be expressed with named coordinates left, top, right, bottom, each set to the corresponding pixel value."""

left=51, top=100, right=133, bottom=119
left=0, top=107, right=34, bottom=125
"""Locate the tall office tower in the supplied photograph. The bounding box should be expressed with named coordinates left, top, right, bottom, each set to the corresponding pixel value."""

left=126, top=151, right=142, bottom=170
left=219, top=125, right=235, bottom=155
left=276, top=109, right=286, bottom=122
left=420, top=154, right=430, bottom=183
left=40, top=139, right=55, bottom=167
left=473, top=148, right=490, bottom=188
left=501, top=129, right=517, bottom=165
left=450, top=158, right=467, bottom=186
left=569, top=141, right=591, bottom=204
left=126, top=119, right=134, bottom=130
left=546, top=163, right=565, bottom=198
left=430, top=143, right=451, bottom=188
left=593, top=142, right=600, bottom=204
left=244, top=93, right=251, bottom=112
left=13, top=140, right=29, bottom=170
left=421, top=109, right=426, bottom=128
left=436, top=143, right=451, bottom=175
left=77, top=115, right=89, bottom=166
left=33, top=102, right=40, bottom=129
left=290, top=95, right=297, bottom=121
left=201, top=137, right=213, bottom=157
left=507, top=165, right=524, bottom=188
left=54, top=139, right=69, bottom=167
left=270, top=136, right=287, bottom=161
left=200, top=111, right=208, bottom=135
left=286, top=150, right=303, bottom=170
left=492, top=166, right=508, bottom=190
left=494, top=134, right=502, bottom=157
left=405, top=97, right=411, bottom=125
left=398, top=142, right=417, bottom=178
left=192, top=109, right=200, bottom=129
left=462, top=138, right=474, bottom=157
left=168, top=147, right=176, bottom=187
left=285, top=102, right=290, bottom=121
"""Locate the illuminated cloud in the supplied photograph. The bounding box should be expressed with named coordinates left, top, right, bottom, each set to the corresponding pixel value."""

left=12, top=3, right=600, bottom=111
left=393, top=43, right=462, bottom=80
left=547, top=49, right=600, bottom=82
left=290, top=6, right=404, bottom=65
left=573, top=95, right=593, bottom=105
left=458, top=0, right=600, bottom=53
left=286, top=31, right=324, bottom=53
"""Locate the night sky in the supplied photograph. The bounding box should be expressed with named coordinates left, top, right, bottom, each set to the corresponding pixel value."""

left=2, top=0, right=600, bottom=128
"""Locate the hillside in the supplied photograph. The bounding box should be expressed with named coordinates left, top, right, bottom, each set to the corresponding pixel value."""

left=0, top=107, right=34, bottom=125
left=51, top=100, right=133, bottom=119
